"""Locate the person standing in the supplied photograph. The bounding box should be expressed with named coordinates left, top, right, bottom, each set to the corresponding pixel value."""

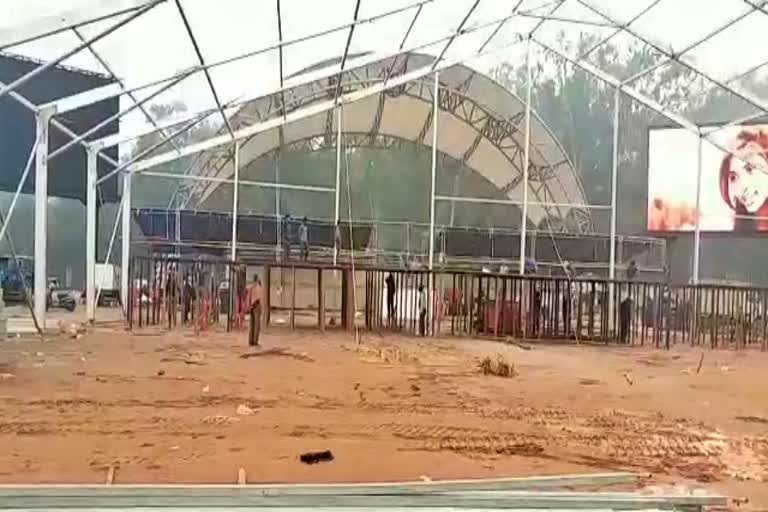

left=165, top=266, right=177, bottom=329
left=385, top=272, right=396, bottom=324
left=182, top=275, right=194, bottom=324
left=334, top=221, right=342, bottom=262
left=247, top=275, right=263, bottom=346
left=299, top=217, right=309, bottom=261
left=619, top=295, right=632, bottom=344
left=282, top=214, right=292, bottom=261
left=626, top=260, right=637, bottom=280
left=418, top=284, right=427, bottom=337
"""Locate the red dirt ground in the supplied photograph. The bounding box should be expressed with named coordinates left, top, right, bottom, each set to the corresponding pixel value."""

left=0, top=325, right=766, bottom=507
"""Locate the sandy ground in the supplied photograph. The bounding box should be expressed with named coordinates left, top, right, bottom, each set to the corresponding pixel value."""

left=0, top=325, right=766, bottom=507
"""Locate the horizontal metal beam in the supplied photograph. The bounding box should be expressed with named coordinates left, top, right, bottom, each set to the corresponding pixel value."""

left=534, top=39, right=700, bottom=133
left=435, top=194, right=608, bottom=210
left=137, top=170, right=335, bottom=193
left=48, top=70, right=192, bottom=160
left=40, top=82, right=125, bottom=116
left=42, top=0, right=435, bottom=117
left=580, top=0, right=768, bottom=116
left=0, top=80, right=119, bottom=169
left=0, top=0, right=159, bottom=50
left=536, top=39, right=768, bottom=178
left=92, top=2, right=528, bottom=153
left=0, top=0, right=164, bottom=102
left=121, top=39, right=526, bottom=177
left=0, top=472, right=643, bottom=494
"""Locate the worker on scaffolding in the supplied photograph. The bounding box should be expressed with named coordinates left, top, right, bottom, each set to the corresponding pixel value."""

left=247, top=274, right=263, bottom=346
left=299, top=217, right=309, bottom=261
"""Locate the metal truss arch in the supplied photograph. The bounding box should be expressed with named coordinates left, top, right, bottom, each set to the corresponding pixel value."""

left=184, top=52, right=592, bottom=233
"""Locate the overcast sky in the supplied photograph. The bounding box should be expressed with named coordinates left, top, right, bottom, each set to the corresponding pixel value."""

left=3, top=0, right=768, bottom=148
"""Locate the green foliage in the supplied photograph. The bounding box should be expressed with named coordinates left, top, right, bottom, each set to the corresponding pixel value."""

left=491, top=32, right=768, bottom=283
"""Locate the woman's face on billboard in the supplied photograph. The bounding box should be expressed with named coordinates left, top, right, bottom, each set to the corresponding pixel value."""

left=727, top=142, right=768, bottom=213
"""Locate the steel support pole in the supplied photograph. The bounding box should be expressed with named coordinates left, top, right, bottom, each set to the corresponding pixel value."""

left=120, top=171, right=132, bottom=313
left=230, top=142, right=240, bottom=263
left=33, top=109, right=52, bottom=328
left=428, top=71, right=439, bottom=272
left=275, top=152, right=281, bottom=259
left=608, top=87, right=620, bottom=334
left=96, top=195, right=123, bottom=307
left=334, top=106, right=342, bottom=266
left=518, top=37, right=533, bottom=276
left=85, top=148, right=98, bottom=323
left=693, top=134, right=703, bottom=284
left=428, top=71, right=439, bottom=336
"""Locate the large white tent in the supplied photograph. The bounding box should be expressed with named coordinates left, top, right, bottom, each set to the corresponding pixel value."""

left=2, top=0, right=768, bottom=328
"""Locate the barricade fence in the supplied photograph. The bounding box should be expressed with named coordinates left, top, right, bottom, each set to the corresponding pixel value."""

left=128, top=256, right=768, bottom=350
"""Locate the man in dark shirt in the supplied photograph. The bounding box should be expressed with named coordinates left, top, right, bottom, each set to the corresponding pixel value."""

left=619, top=296, right=632, bottom=344
left=182, top=275, right=195, bottom=323
left=626, top=260, right=637, bottom=280
left=282, top=214, right=292, bottom=261
left=385, top=273, right=396, bottom=324
left=165, top=267, right=177, bottom=329
left=299, top=217, right=309, bottom=261
left=247, top=275, right=263, bottom=346
left=334, top=221, right=342, bottom=262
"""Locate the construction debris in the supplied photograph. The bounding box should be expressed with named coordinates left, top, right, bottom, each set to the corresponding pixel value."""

left=479, top=355, right=517, bottom=378
left=235, top=404, right=256, bottom=416
left=299, top=449, right=334, bottom=464
left=105, top=466, right=115, bottom=485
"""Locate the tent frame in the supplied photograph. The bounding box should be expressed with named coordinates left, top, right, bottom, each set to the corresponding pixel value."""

left=2, top=0, right=768, bottom=328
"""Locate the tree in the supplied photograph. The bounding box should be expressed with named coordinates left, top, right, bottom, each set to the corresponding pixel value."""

left=490, top=32, right=768, bottom=284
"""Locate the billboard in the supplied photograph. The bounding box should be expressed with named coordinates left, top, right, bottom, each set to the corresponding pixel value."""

left=0, top=54, right=120, bottom=203
left=648, top=123, right=768, bottom=234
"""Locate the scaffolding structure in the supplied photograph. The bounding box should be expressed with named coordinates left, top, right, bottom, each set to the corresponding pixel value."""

left=2, top=0, right=768, bottom=328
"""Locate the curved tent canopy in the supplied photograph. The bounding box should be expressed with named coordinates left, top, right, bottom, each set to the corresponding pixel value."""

left=185, top=52, right=591, bottom=233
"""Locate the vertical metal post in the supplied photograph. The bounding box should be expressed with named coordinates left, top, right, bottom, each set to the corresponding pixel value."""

left=121, top=170, right=132, bottom=313
left=518, top=38, right=533, bottom=276
left=174, top=195, right=181, bottom=257
left=85, top=148, right=97, bottom=323
left=33, top=109, right=52, bottom=328
left=693, top=133, right=703, bottom=285
left=334, top=106, right=342, bottom=266
left=230, top=141, right=240, bottom=263
left=608, top=86, right=620, bottom=333
left=428, top=71, right=439, bottom=335
left=275, top=152, right=281, bottom=259
left=428, top=71, right=439, bottom=272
